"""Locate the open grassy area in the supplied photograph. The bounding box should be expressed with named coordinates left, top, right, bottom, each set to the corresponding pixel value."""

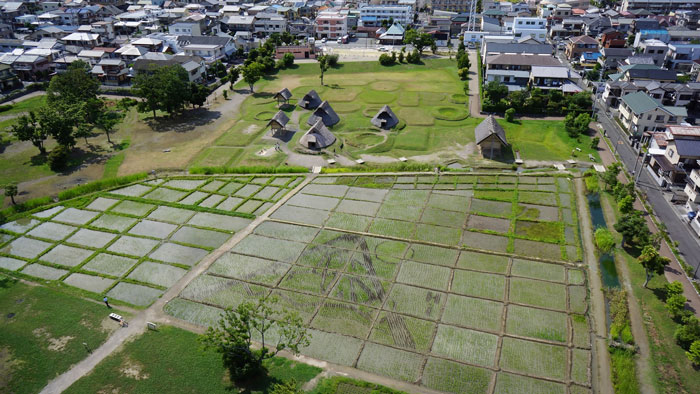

left=0, top=278, right=123, bottom=394
left=66, top=325, right=321, bottom=394
left=201, top=59, right=597, bottom=166
left=0, top=95, right=47, bottom=116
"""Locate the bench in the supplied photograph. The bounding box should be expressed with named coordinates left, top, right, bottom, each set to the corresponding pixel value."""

left=109, top=313, right=123, bottom=322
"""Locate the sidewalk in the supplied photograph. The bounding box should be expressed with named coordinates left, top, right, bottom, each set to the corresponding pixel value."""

left=596, top=129, right=700, bottom=316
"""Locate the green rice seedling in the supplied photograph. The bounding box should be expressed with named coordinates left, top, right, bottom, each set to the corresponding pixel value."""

left=208, top=253, right=290, bottom=286
left=569, top=285, right=588, bottom=314
left=426, top=193, right=470, bottom=212
left=456, top=251, right=509, bottom=274
left=568, top=268, right=586, bottom=285
left=571, top=314, right=591, bottom=348
left=253, top=221, right=319, bottom=243
left=287, top=193, right=340, bottom=211
left=518, top=191, right=558, bottom=206
left=431, top=324, right=498, bottom=367
left=511, top=258, right=566, bottom=283
left=271, top=205, right=330, bottom=226
left=405, top=244, right=459, bottom=266
left=279, top=266, right=338, bottom=295
left=413, top=224, right=461, bottom=246
left=441, top=294, right=503, bottom=332
left=297, top=245, right=354, bottom=270
left=571, top=349, right=591, bottom=385
left=231, top=234, right=306, bottom=263
left=513, top=239, right=563, bottom=261
left=494, top=372, right=566, bottom=394
left=420, top=207, right=466, bottom=228
left=106, top=282, right=163, bottom=306
left=422, top=357, right=492, bottom=394
left=127, top=261, right=187, bottom=288
left=356, top=343, right=424, bottom=383
left=310, top=300, right=377, bottom=338
left=324, top=212, right=373, bottom=232
left=164, top=297, right=223, bottom=327
left=376, top=203, right=423, bottom=222
left=369, top=312, right=436, bottom=352
left=499, top=337, right=567, bottom=380
left=21, top=264, right=67, bottom=280
left=505, top=304, right=567, bottom=342
left=451, top=269, right=505, bottom=300
left=345, top=252, right=401, bottom=280
left=369, top=218, right=416, bottom=239
left=330, top=274, right=390, bottom=306
left=469, top=199, right=512, bottom=217
left=461, top=231, right=509, bottom=253
left=180, top=274, right=268, bottom=308
left=385, top=284, right=444, bottom=320
left=396, top=261, right=451, bottom=290
left=300, top=329, right=363, bottom=366
left=509, top=278, right=567, bottom=311
left=361, top=236, right=408, bottom=258
left=311, top=230, right=361, bottom=251
left=143, top=187, right=189, bottom=203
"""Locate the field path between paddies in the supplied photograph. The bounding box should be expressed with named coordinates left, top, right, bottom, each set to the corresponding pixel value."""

left=40, top=175, right=316, bottom=394
left=574, top=178, right=614, bottom=394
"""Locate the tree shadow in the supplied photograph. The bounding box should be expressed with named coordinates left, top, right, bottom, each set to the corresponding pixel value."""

left=28, top=153, right=47, bottom=167
left=280, top=103, right=296, bottom=112
left=145, top=108, right=222, bottom=133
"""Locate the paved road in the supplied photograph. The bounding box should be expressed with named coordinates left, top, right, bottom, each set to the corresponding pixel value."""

left=596, top=101, right=700, bottom=279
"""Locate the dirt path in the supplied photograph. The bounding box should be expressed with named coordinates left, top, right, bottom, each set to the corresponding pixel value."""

left=467, top=50, right=481, bottom=118
left=574, top=177, right=614, bottom=394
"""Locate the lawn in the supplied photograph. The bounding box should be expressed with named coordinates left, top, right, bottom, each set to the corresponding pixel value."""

left=65, top=325, right=322, bottom=394
left=198, top=59, right=596, bottom=166
left=0, top=278, right=123, bottom=394
left=0, top=95, right=47, bottom=116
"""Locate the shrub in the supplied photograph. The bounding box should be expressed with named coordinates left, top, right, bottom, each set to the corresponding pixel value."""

left=594, top=228, right=615, bottom=253
left=666, top=294, right=687, bottom=318
left=57, top=172, right=148, bottom=200
left=326, top=54, right=339, bottom=66
left=665, top=281, right=684, bottom=299
left=457, top=68, right=468, bottom=80
left=277, top=52, right=295, bottom=69
left=584, top=174, right=599, bottom=194
left=687, top=340, right=700, bottom=366
left=504, top=108, right=516, bottom=123
left=48, top=145, right=71, bottom=171
left=379, top=54, right=395, bottom=66
left=674, top=315, right=700, bottom=350
left=618, top=195, right=634, bottom=214
left=590, top=136, right=600, bottom=148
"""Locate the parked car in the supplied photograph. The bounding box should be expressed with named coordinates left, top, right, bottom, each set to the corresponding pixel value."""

left=378, top=46, right=389, bottom=52
left=321, top=37, right=327, bottom=43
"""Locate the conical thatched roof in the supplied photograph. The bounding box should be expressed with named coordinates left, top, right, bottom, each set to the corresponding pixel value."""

left=275, top=88, right=292, bottom=101
left=475, top=115, right=508, bottom=146
left=267, top=110, right=290, bottom=128
left=307, top=100, right=340, bottom=127
left=300, top=119, right=336, bottom=149
left=299, top=89, right=322, bottom=109
left=371, top=105, right=399, bottom=129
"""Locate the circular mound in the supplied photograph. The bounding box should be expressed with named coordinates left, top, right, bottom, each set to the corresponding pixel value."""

left=370, top=81, right=401, bottom=91
left=362, top=106, right=382, bottom=118
left=450, top=94, right=468, bottom=104
left=346, top=132, right=385, bottom=149
left=254, top=111, right=275, bottom=121
left=433, top=107, right=469, bottom=121
left=333, top=102, right=362, bottom=113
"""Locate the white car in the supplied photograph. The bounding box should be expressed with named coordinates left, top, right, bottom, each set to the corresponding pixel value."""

left=378, top=46, right=389, bottom=52
left=321, top=38, right=327, bottom=43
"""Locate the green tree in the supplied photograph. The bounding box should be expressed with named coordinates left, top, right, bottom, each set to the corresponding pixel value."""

left=594, top=228, right=615, bottom=253
left=600, top=162, right=621, bottom=190
left=279, top=52, right=295, bottom=68
left=200, top=296, right=310, bottom=381
left=3, top=183, right=18, bottom=205
left=687, top=340, right=700, bottom=366
left=504, top=108, right=516, bottom=123
left=95, top=111, right=121, bottom=144
left=617, top=195, right=634, bottom=214
left=430, top=41, right=437, bottom=54
left=404, top=29, right=435, bottom=55
left=484, top=81, right=508, bottom=102
left=614, top=213, right=650, bottom=248
left=229, top=66, right=240, bottom=90
left=574, top=113, right=591, bottom=135
left=38, top=105, right=76, bottom=148
left=133, top=68, right=163, bottom=118
left=379, top=53, right=394, bottom=66
left=447, top=38, right=453, bottom=59
left=189, top=83, right=209, bottom=108
left=665, top=281, right=684, bottom=298
left=10, top=112, right=47, bottom=154
left=270, top=379, right=303, bottom=394
left=398, top=51, right=404, bottom=63
left=317, top=55, right=329, bottom=86
left=46, top=60, right=99, bottom=106
left=242, top=62, right=264, bottom=93
left=666, top=294, right=687, bottom=318
left=133, top=65, right=192, bottom=117
left=590, top=136, right=600, bottom=149
left=637, top=245, right=671, bottom=288
left=457, top=53, right=470, bottom=69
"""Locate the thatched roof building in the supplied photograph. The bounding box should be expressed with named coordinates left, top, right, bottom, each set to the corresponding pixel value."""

left=307, top=100, right=340, bottom=127
left=300, top=119, right=336, bottom=149
left=475, top=115, right=508, bottom=158
left=267, top=110, right=290, bottom=136
left=371, top=105, right=399, bottom=129
left=299, top=89, right=322, bottom=109
left=274, top=88, right=292, bottom=106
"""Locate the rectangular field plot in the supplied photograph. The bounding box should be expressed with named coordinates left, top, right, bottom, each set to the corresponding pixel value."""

left=431, top=324, right=498, bottom=367
left=310, top=300, right=377, bottom=338
left=510, top=277, right=567, bottom=311
left=494, top=372, right=566, bottom=394
left=511, top=258, right=566, bottom=282
left=442, top=294, right=503, bottom=332
left=127, top=261, right=187, bottom=287
left=107, top=282, right=163, bottom=306
left=384, top=284, right=444, bottom=320
left=461, top=231, right=509, bottom=253
left=451, top=269, right=505, bottom=300
left=300, top=329, right=362, bottom=366
left=356, top=343, right=424, bottom=383
left=422, top=357, right=492, bottom=394
left=163, top=298, right=224, bottom=327
left=457, top=251, right=509, bottom=274
left=207, top=253, right=290, bottom=286
left=369, top=312, right=436, bottom=352
left=499, top=337, right=567, bottom=380
left=505, top=304, right=568, bottom=343
left=396, top=261, right=451, bottom=290
left=330, top=274, right=389, bottom=306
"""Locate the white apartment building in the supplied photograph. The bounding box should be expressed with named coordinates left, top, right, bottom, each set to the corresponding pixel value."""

left=359, top=5, right=412, bottom=27
left=508, top=17, right=547, bottom=41
left=315, top=10, right=348, bottom=39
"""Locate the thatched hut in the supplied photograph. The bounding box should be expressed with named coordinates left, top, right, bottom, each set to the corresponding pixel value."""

left=299, top=89, right=322, bottom=109
left=267, top=110, right=290, bottom=137
left=307, top=100, right=340, bottom=127
left=371, top=105, right=399, bottom=129
left=274, top=88, right=292, bottom=107
left=300, top=119, right=336, bottom=149
left=475, top=115, right=508, bottom=158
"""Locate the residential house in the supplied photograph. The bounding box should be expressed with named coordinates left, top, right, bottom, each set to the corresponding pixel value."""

left=668, top=29, right=700, bottom=44
left=645, top=126, right=700, bottom=188
left=619, top=91, right=687, bottom=135
left=529, top=66, right=582, bottom=93
left=600, top=31, right=626, bottom=48
left=275, top=45, right=315, bottom=59
left=621, top=0, right=700, bottom=13
left=510, top=17, right=547, bottom=41
left=665, top=44, right=700, bottom=72
left=432, top=0, right=471, bottom=13
left=223, top=15, right=255, bottom=33
left=131, top=54, right=206, bottom=82
left=315, top=10, right=347, bottom=40
left=602, top=79, right=700, bottom=108
left=583, top=16, right=612, bottom=36
left=253, top=13, right=287, bottom=37
left=307, top=101, right=339, bottom=127
left=599, top=47, right=633, bottom=70
left=114, top=44, right=148, bottom=62
left=616, top=64, right=677, bottom=82
left=61, top=32, right=102, bottom=53
left=177, top=35, right=236, bottom=63
left=633, top=29, right=668, bottom=47
left=267, top=110, right=290, bottom=137
left=0, top=63, right=21, bottom=91
left=484, top=54, right=561, bottom=91
left=565, top=35, right=598, bottom=61
left=169, top=15, right=206, bottom=36
left=77, top=49, right=108, bottom=65
left=91, top=58, right=128, bottom=85
left=10, top=54, right=51, bottom=81
left=371, top=105, right=399, bottom=130
left=638, top=39, right=668, bottom=67
left=0, top=2, right=29, bottom=31
left=378, top=23, right=406, bottom=45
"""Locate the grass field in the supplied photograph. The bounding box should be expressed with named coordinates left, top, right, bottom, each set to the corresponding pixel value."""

left=66, top=325, right=321, bottom=394
left=197, top=59, right=598, bottom=166
left=0, top=279, right=123, bottom=394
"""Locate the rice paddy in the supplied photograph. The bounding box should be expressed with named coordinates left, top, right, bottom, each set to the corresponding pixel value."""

left=160, top=173, right=592, bottom=393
